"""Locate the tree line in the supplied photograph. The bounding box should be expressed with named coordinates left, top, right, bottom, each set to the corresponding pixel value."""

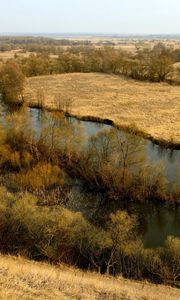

left=18, top=44, right=175, bottom=83
left=0, top=41, right=180, bottom=86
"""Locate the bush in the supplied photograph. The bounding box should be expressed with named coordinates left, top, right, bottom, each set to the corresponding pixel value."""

left=0, top=61, right=25, bottom=102
left=0, top=187, right=111, bottom=267
left=9, top=162, right=64, bottom=191
left=0, top=187, right=180, bottom=283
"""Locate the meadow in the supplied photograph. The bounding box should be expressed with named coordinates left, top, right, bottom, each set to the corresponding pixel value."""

left=0, top=254, right=179, bottom=300
left=24, top=73, right=180, bottom=145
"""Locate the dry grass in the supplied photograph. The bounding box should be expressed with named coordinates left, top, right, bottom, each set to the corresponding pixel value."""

left=0, top=50, right=31, bottom=62
left=174, top=62, right=180, bottom=70
left=0, top=254, right=179, bottom=300
left=24, top=73, right=180, bottom=144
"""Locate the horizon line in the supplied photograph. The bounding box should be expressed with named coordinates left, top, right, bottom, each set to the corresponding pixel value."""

left=0, top=32, right=180, bottom=36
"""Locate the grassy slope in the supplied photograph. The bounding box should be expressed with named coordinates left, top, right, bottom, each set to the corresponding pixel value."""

left=24, top=73, right=180, bottom=144
left=0, top=255, right=179, bottom=300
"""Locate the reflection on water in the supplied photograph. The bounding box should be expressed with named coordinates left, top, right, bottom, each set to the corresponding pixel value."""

left=142, top=204, right=180, bottom=247
left=0, top=103, right=180, bottom=248
left=66, top=113, right=180, bottom=188
left=147, top=142, right=180, bottom=186
left=66, top=185, right=180, bottom=248
left=3, top=104, right=179, bottom=186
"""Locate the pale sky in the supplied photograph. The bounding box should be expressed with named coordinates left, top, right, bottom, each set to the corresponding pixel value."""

left=0, top=0, right=179, bottom=34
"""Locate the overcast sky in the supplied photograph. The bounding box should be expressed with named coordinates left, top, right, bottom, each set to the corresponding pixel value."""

left=0, top=0, right=179, bottom=34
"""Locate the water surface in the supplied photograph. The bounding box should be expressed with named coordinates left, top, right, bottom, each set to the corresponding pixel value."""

left=1, top=103, right=180, bottom=247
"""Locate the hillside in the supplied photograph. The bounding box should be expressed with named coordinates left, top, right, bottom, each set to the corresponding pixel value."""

left=24, top=73, right=180, bottom=145
left=0, top=255, right=179, bottom=300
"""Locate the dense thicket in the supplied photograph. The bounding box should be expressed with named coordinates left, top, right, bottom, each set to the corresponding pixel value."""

left=0, top=186, right=179, bottom=284
left=0, top=61, right=25, bottom=102
left=1, top=109, right=179, bottom=204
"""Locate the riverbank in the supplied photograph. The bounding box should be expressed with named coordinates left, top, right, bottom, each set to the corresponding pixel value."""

left=23, top=73, right=180, bottom=149
left=0, top=254, right=179, bottom=300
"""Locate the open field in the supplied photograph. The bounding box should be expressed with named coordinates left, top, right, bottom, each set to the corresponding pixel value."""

left=24, top=73, right=180, bottom=145
left=0, top=254, right=179, bottom=300
left=0, top=50, right=32, bottom=62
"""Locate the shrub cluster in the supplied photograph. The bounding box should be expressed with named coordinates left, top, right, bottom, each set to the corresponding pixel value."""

left=0, top=186, right=179, bottom=284
left=18, top=46, right=173, bottom=83
left=0, top=61, right=25, bottom=102
left=0, top=108, right=180, bottom=285
left=0, top=108, right=179, bottom=204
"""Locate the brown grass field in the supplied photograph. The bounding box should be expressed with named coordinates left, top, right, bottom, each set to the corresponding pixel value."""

left=0, top=50, right=32, bottom=62
left=24, top=73, right=180, bottom=145
left=0, top=254, right=179, bottom=300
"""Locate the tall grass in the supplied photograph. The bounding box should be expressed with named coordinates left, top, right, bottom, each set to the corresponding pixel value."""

left=0, top=254, right=179, bottom=300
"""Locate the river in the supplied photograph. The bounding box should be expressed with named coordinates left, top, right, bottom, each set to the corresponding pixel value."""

left=0, top=102, right=180, bottom=247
